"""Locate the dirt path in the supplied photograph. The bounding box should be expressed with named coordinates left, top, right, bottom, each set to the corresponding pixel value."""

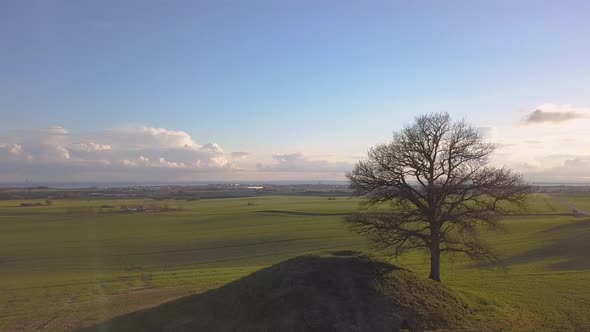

left=551, top=195, right=590, bottom=216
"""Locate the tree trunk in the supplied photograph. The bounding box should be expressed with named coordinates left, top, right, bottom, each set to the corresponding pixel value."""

left=429, top=245, right=441, bottom=282
left=429, top=224, right=441, bottom=282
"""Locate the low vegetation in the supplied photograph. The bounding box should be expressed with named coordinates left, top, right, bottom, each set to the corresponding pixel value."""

left=0, top=193, right=589, bottom=331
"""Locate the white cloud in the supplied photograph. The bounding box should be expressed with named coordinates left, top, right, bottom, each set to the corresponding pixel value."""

left=1, top=105, right=589, bottom=183
left=10, top=144, right=22, bottom=155
left=103, top=125, right=201, bottom=150
left=0, top=143, right=23, bottom=156
left=76, top=142, right=112, bottom=151
left=121, top=159, right=137, bottom=167
left=45, top=126, right=69, bottom=135
left=54, top=146, right=71, bottom=160
left=201, top=143, right=224, bottom=153
left=0, top=125, right=236, bottom=181
left=120, top=155, right=189, bottom=169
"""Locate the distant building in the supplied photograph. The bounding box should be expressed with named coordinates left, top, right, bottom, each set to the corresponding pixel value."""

left=126, top=206, right=145, bottom=212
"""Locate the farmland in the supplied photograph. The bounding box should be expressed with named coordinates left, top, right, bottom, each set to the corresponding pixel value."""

left=1, top=193, right=590, bottom=331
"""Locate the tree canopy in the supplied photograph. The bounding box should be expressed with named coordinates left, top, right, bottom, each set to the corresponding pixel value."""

left=346, top=113, right=530, bottom=282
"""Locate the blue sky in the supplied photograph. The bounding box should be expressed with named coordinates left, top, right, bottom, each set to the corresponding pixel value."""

left=1, top=1, right=589, bottom=182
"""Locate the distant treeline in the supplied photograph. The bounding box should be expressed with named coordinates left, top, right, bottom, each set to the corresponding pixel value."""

left=0, top=184, right=352, bottom=201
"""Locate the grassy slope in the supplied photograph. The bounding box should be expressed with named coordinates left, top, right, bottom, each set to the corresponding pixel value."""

left=80, top=253, right=471, bottom=332
left=1, top=194, right=589, bottom=331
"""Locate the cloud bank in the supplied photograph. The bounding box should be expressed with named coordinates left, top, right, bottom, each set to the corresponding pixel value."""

left=0, top=125, right=238, bottom=181
left=0, top=126, right=349, bottom=182
left=1, top=103, right=589, bottom=183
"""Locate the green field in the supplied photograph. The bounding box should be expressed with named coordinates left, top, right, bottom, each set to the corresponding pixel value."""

left=1, top=194, right=590, bottom=331
left=553, top=193, right=590, bottom=213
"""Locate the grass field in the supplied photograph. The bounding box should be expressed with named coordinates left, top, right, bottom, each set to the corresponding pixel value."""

left=1, top=193, right=590, bottom=331
left=553, top=193, right=590, bottom=214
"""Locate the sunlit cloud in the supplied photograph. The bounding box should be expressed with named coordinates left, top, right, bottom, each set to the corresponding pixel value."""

left=0, top=125, right=237, bottom=181
left=1, top=103, right=589, bottom=182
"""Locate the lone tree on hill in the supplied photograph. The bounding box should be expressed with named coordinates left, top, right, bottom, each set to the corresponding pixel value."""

left=346, top=113, right=530, bottom=282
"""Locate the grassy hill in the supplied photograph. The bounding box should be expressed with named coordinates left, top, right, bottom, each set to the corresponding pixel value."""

left=79, top=252, right=470, bottom=332
left=1, top=193, right=589, bottom=330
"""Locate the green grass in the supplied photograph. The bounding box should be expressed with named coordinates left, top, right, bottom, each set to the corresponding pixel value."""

left=554, top=192, right=590, bottom=212
left=1, top=193, right=589, bottom=331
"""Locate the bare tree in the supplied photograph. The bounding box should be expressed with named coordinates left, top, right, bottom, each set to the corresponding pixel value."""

left=346, top=113, right=530, bottom=282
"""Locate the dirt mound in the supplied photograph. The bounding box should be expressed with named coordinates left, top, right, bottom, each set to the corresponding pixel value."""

left=79, top=252, right=470, bottom=331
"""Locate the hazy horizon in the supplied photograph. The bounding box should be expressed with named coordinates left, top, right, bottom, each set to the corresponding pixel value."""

left=1, top=1, right=589, bottom=183
left=2, top=180, right=589, bottom=190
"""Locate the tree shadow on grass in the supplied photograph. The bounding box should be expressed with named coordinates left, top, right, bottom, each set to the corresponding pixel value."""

left=501, top=219, right=590, bottom=270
